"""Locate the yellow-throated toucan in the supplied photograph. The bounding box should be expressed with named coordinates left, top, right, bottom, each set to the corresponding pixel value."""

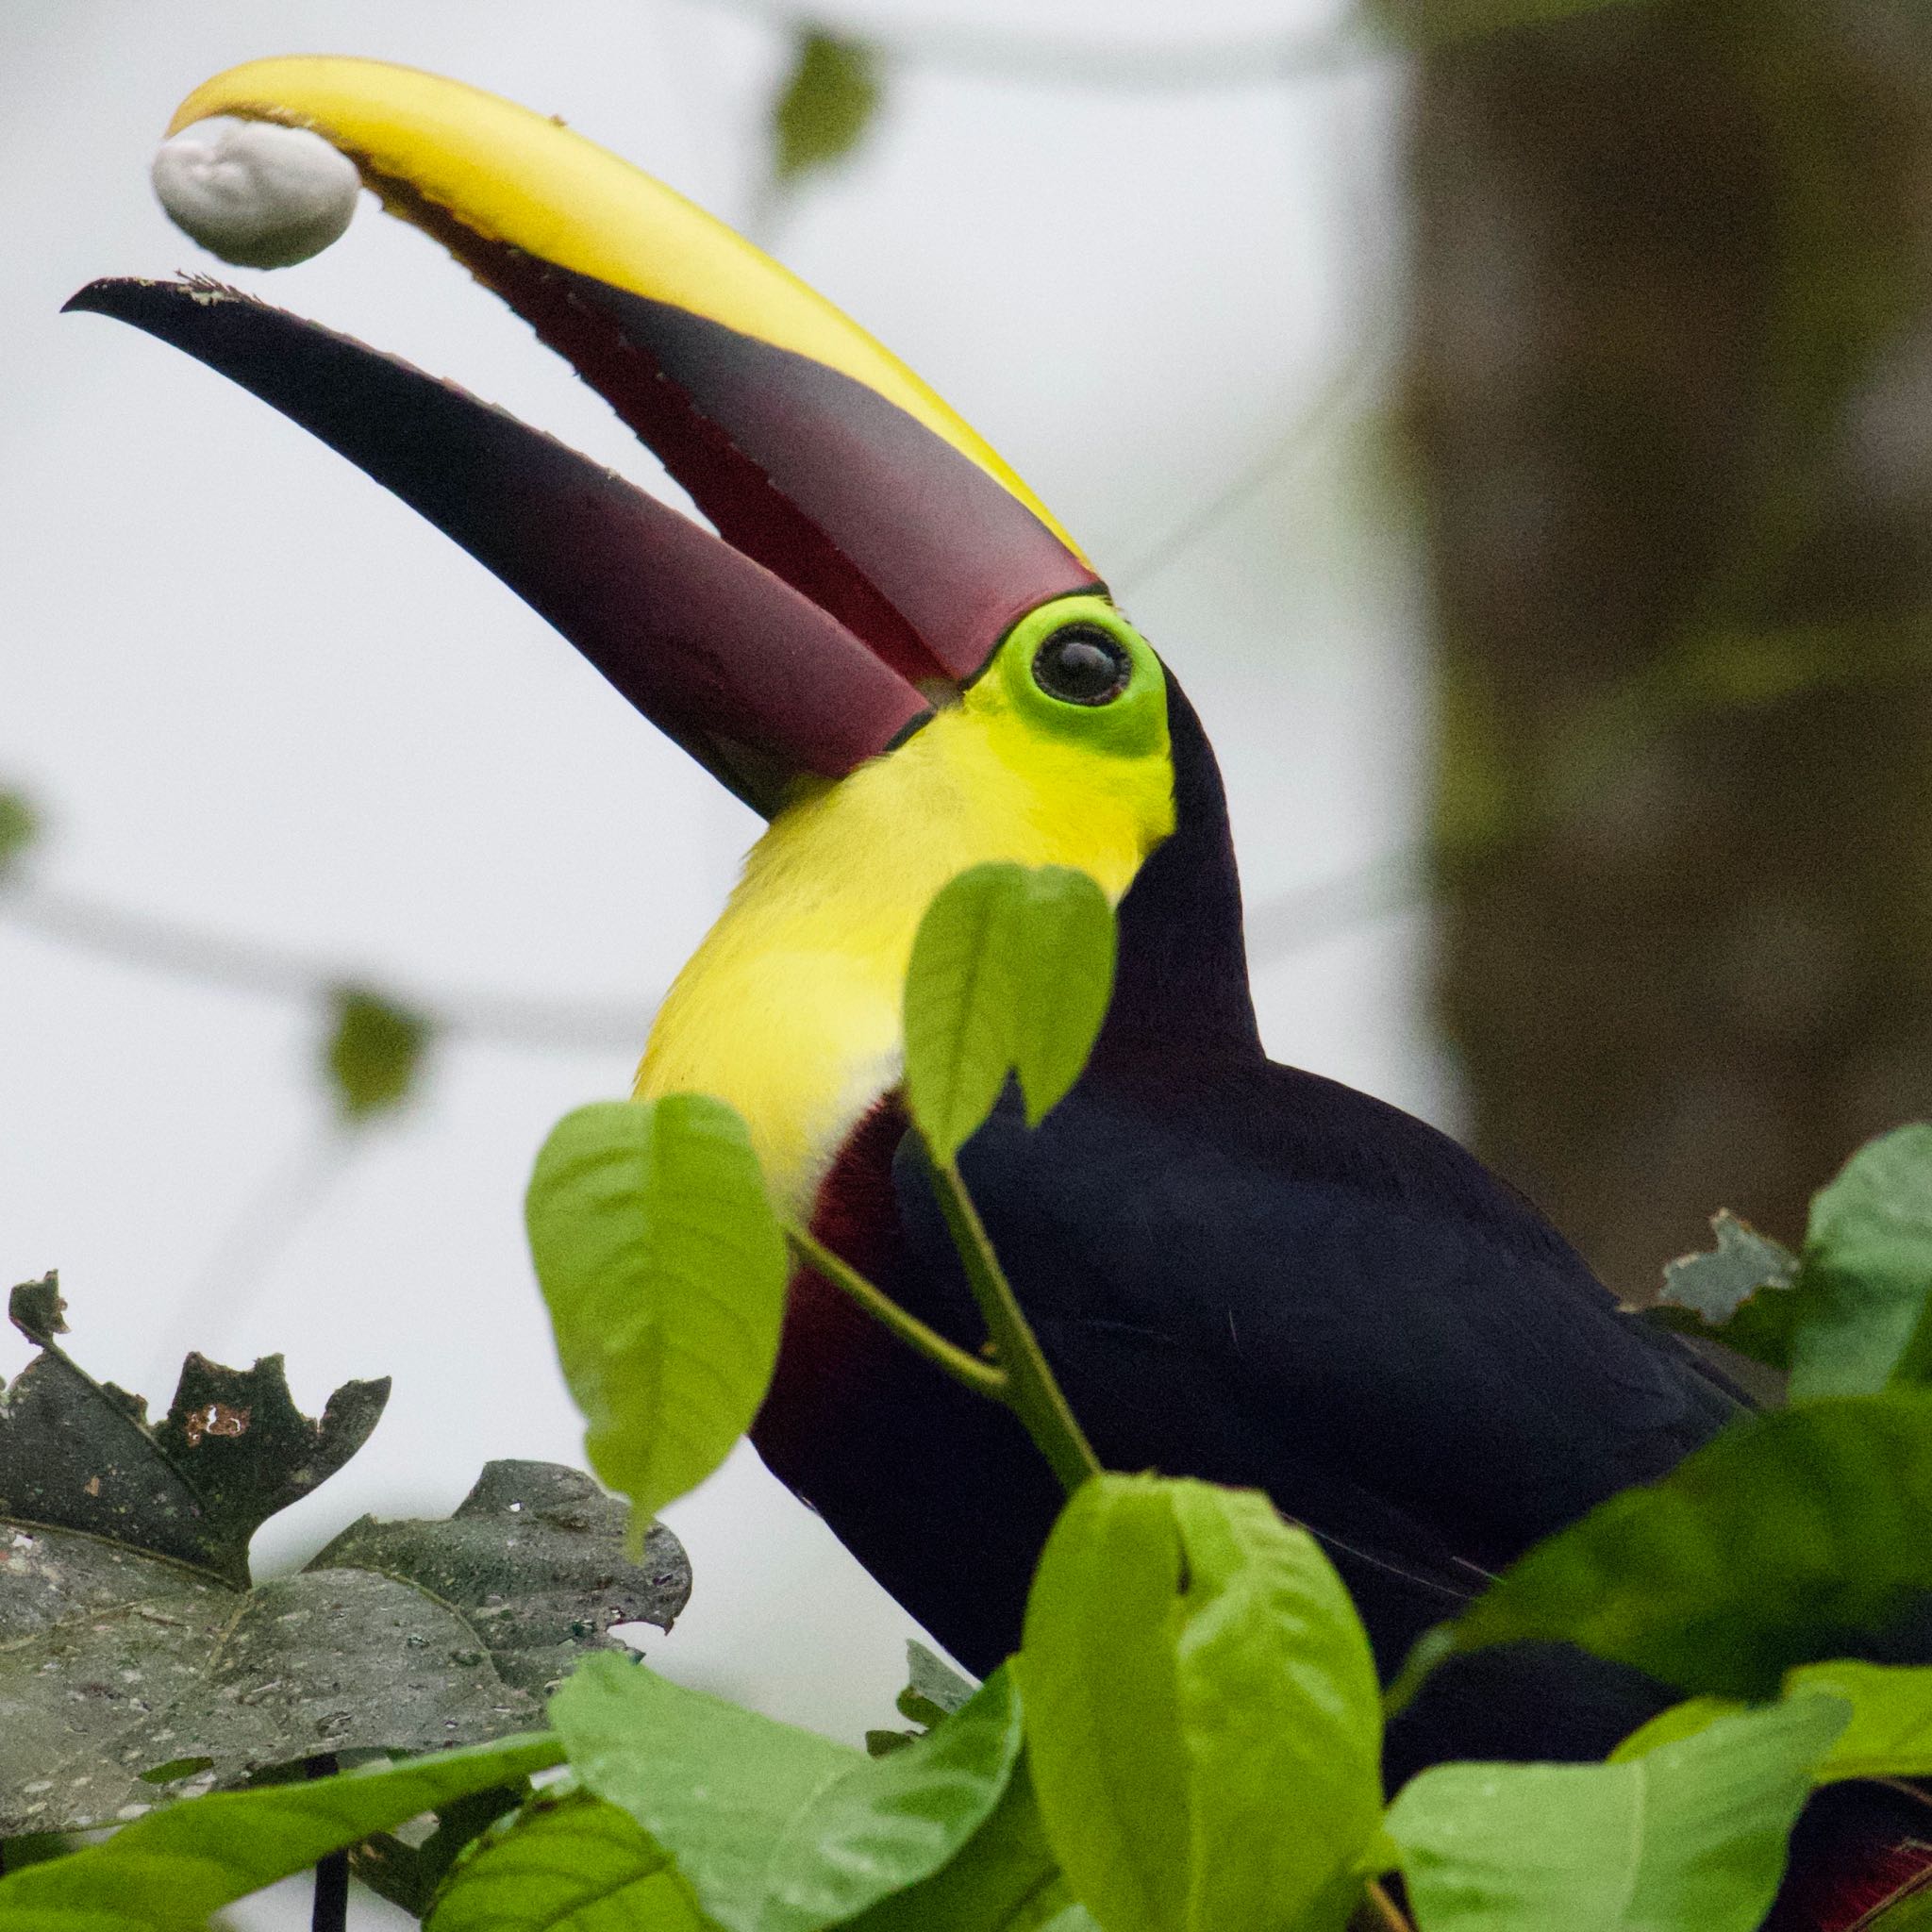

left=71, top=58, right=1932, bottom=1922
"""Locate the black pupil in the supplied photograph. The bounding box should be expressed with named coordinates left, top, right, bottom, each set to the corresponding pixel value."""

left=1033, top=625, right=1131, bottom=707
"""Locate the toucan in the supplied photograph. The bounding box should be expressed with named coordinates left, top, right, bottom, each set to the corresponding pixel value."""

left=72, top=58, right=1932, bottom=1926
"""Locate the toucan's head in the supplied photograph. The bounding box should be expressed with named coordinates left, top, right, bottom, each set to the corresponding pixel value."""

left=71, top=58, right=1236, bottom=1203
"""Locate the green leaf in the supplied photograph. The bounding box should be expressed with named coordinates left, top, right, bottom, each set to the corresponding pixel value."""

left=760, top=1667, right=1024, bottom=1932
left=1384, top=1694, right=1847, bottom=1932
left=1648, top=1129, right=1932, bottom=1397
left=308, top=1459, right=691, bottom=1699
left=846, top=1761, right=1089, bottom=1932
left=896, top=1641, right=975, bottom=1730
left=0, top=1730, right=564, bottom=1929
left=426, top=1790, right=705, bottom=1931
left=552, top=1654, right=856, bottom=1931
left=1016, top=1474, right=1381, bottom=1932
left=527, top=1097, right=788, bottom=1528
left=772, top=29, right=882, bottom=185
left=1429, top=1391, right=1932, bottom=1701
left=354, top=1783, right=528, bottom=1916
left=554, top=1653, right=1024, bottom=1932
left=325, top=983, right=433, bottom=1121
left=1652, top=1211, right=1801, bottom=1369
left=903, top=864, right=1115, bottom=1161
left=1613, top=1660, right=1932, bottom=1785
left=1789, top=1124, right=1932, bottom=1399
left=1, top=1289, right=663, bottom=1836
left=0, top=791, right=38, bottom=877
left=2, top=1273, right=387, bottom=1587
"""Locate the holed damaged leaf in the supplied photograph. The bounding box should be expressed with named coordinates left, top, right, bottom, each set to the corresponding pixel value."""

left=1, top=1274, right=387, bottom=1586
left=1650, top=1126, right=1932, bottom=1399
left=1653, top=1211, right=1801, bottom=1370
left=310, top=1460, right=692, bottom=1698
left=1, top=1286, right=688, bottom=1835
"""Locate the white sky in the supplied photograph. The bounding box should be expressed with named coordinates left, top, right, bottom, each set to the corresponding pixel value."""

left=0, top=4, right=1431, bottom=1921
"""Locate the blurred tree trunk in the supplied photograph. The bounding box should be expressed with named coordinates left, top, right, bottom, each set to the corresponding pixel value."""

left=1398, top=0, right=1932, bottom=1295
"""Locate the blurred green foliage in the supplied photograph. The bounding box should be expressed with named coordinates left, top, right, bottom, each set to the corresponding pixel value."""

left=323, top=984, right=432, bottom=1122
left=0, top=791, right=39, bottom=877
left=772, top=28, right=883, bottom=185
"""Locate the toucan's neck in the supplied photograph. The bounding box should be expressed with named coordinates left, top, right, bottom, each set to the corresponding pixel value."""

left=635, top=689, right=1174, bottom=1212
left=1093, top=673, right=1261, bottom=1070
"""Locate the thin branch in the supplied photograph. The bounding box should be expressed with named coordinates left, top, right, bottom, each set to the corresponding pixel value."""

left=308, top=1756, right=348, bottom=1932
left=144, top=1124, right=359, bottom=1388
left=927, top=1157, right=1101, bottom=1496
left=1362, top=1877, right=1414, bottom=1932
left=1244, top=849, right=1429, bottom=967
left=2, top=881, right=650, bottom=1053
left=1111, top=337, right=1387, bottom=593
left=680, top=0, right=1389, bottom=91
left=784, top=1223, right=1008, bottom=1398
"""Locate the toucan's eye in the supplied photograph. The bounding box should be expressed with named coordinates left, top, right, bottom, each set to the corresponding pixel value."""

left=1031, top=625, right=1133, bottom=707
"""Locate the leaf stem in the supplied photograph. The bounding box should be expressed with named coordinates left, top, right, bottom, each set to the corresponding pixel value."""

left=929, top=1158, right=1101, bottom=1496
left=308, top=1756, right=348, bottom=1932
left=785, top=1224, right=1008, bottom=1400
left=1362, top=1878, right=1414, bottom=1932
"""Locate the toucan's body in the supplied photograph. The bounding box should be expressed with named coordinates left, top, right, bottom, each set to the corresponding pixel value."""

left=76, top=57, right=1932, bottom=1924
left=751, top=675, right=1740, bottom=1783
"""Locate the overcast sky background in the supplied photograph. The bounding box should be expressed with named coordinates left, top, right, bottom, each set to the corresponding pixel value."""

left=0, top=3, right=1425, bottom=1921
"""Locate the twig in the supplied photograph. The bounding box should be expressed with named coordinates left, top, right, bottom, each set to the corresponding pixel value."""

left=1244, top=849, right=1429, bottom=967
left=784, top=1223, right=1008, bottom=1398
left=926, top=1158, right=1100, bottom=1496
left=1363, top=1876, right=1414, bottom=1931
left=679, top=0, right=1387, bottom=91
left=2, top=882, right=648, bottom=1053
left=308, top=1757, right=348, bottom=1932
left=1111, top=338, right=1387, bottom=593
left=146, top=1124, right=359, bottom=1387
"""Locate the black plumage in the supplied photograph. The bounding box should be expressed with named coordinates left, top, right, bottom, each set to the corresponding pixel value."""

left=753, top=673, right=1744, bottom=1781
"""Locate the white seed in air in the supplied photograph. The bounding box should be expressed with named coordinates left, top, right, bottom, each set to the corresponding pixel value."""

left=151, top=116, right=360, bottom=269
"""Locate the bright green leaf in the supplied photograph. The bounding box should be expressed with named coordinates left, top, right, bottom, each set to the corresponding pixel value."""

left=1613, top=1659, right=1932, bottom=1786
left=904, top=863, right=1115, bottom=1161
left=1385, top=1694, right=1846, bottom=1932
left=0, top=791, right=38, bottom=877
left=847, top=1761, right=1088, bottom=1932
left=772, top=29, right=882, bottom=185
left=761, top=1666, right=1024, bottom=1932
left=1606, top=1695, right=1740, bottom=1768
left=426, top=1790, right=705, bottom=1931
left=1789, top=1125, right=1932, bottom=1399
left=553, top=1654, right=857, bottom=1932
left=0, top=1730, right=563, bottom=1929
left=325, top=983, right=433, bottom=1121
left=526, top=1097, right=788, bottom=1528
left=1430, top=1391, right=1932, bottom=1700
left=553, top=1652, right=1024, bottom=1932
left=1017, top=1474, right=1381, bottom=1932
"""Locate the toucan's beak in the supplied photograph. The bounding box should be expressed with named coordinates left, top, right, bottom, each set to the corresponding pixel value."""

left=69, top=56, right=1103, bottom=814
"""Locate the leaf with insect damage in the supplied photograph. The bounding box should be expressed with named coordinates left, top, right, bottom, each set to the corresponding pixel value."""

left=0, top=1284, right=683, bottom=1837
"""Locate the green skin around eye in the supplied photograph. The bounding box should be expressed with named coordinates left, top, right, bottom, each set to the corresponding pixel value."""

left=992, top=594, right=1170, bottom=759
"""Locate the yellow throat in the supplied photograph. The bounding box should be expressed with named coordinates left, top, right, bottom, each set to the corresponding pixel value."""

left=635, top=620, right=1175, bottom=1214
